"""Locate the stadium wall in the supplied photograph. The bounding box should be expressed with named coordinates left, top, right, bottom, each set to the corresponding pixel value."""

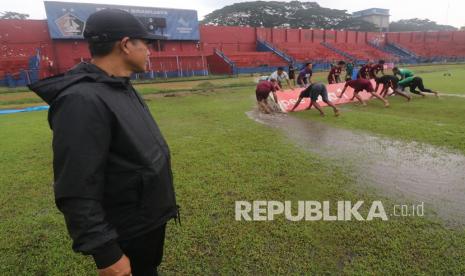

left=199, top=26, right=390, bottom=46
left=199, top=25, right=256, bottom=54
left=0, top=19, right=54, bottom=84
left=386, top=31, right=465, bottom=44
left=286, top=29, right=300, bottom=43
left=1, top=18, right=465, bottom=86
left=347, top=31, right=357, bottom=44
left=452, top=31, right=465, bottom=42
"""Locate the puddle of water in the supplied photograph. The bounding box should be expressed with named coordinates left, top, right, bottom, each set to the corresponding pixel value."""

left=246, top=110, right=465, bottom=226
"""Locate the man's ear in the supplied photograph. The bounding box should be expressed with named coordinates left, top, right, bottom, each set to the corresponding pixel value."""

left=119, top=37, right=132, bottom=55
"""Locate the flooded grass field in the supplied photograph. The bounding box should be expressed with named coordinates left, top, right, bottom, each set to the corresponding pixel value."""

left=1, top=64, right=465, bottom=274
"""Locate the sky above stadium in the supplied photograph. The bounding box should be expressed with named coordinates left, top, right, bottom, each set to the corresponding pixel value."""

left=2, top=0, right=464, bottom=28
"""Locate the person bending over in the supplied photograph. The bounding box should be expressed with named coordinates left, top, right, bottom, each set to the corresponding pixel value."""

left=398, top=76, right=439, bottom=97
left=290, top=82, right=340, bottom=116
left=339, top=78, right=390, bottom=107
left=374, top=75, right=411, bottom=101
left=256, top=78, right=280, bottom=114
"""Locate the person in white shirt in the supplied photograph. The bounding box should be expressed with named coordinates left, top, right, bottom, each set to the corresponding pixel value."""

left=269, top=67, right=294, bottom=90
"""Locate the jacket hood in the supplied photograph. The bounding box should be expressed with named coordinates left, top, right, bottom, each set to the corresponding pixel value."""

left=28, top=62, right=129, bottom=105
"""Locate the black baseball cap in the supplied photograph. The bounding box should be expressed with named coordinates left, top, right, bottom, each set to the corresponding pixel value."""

left=83, top=9, right=165, bottom=43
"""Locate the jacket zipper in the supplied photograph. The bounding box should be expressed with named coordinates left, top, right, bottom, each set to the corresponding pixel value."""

left=126, top=85, right=180, bottom=223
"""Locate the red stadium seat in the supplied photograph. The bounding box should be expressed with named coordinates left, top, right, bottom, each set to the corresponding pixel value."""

left=395, top=41, right=465, bottom=58
left=272, top=42, right=346, bottom=62
left=328, top=43, right=398, bottom=62
left=222, top=51, right=287, bottom=67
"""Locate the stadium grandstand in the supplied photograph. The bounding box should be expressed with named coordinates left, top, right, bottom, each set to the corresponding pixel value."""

left=0, top=2, right=465, bottom=87
left=270, top=42, right=346, bottom=63
left=325, top=43, right=398, bottom=62
left=385, top=31, right=465, bottom=61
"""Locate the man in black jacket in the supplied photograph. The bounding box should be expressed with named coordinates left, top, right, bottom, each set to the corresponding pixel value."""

left=29, top=9, right=178, bottom=276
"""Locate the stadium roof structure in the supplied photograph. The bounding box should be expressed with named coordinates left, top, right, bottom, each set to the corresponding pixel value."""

left=352, top=8, right=390, bottom=17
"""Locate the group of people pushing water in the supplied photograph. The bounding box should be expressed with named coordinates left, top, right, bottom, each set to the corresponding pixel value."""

left=255, top=60, right=439, bottom=116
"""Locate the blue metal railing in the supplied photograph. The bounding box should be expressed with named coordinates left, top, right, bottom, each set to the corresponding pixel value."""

left=366, top=41, right=401, bottom=57
left=320, top=42, right=358, bottom=61
left=381, top=43, right=418, bottom=63
left=386, top=43, right=419, bottom=59
left=214, top=49, right=237, bottom=75
left=256, top=40, right=294, bottom=64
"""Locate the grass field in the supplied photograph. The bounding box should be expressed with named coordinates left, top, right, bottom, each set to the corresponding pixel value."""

left=1, top=64, right=465, bottom=275
left=295, top=64, right=465, bottom=154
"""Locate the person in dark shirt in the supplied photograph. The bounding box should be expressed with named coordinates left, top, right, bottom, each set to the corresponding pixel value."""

left=256, top=78, right=280, bottom=114
left=338, top=78, right=390, bottom=107
left=374, top=75, right=411, bottom=101
left=369, top=60, right=385, bottom=79
left=328, top=61, right=345, bottom=84
left=357, top=61, right=373, bottom=80
left=297, top=62, right=313, bottom=87
left=290, top=82, right=340, bottom=116
left=288, top=64, right=296, bottom=86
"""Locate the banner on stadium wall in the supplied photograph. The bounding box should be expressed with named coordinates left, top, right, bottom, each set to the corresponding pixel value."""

left=43, top=1, right=199, bottom=40
left=276, top=80, right=378, bottom=112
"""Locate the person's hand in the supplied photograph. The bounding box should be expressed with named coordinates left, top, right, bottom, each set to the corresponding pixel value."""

left=98, top=255, right=131, bottom=276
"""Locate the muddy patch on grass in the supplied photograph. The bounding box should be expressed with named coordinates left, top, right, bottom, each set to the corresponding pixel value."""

left=143, top=87, right=244, bottom=100
left=246, top=110, right=465, bottom=226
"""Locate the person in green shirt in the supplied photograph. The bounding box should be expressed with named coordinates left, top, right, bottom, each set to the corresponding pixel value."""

left=392, top=67, right=414, bottom=80
left=397, top=76, right=439, bottom=97
left=345, top=61, right=354, bottom=81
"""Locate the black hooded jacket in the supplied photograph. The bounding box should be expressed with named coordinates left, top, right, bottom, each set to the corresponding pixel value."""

left=29, top=62, right=178, bottom=268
